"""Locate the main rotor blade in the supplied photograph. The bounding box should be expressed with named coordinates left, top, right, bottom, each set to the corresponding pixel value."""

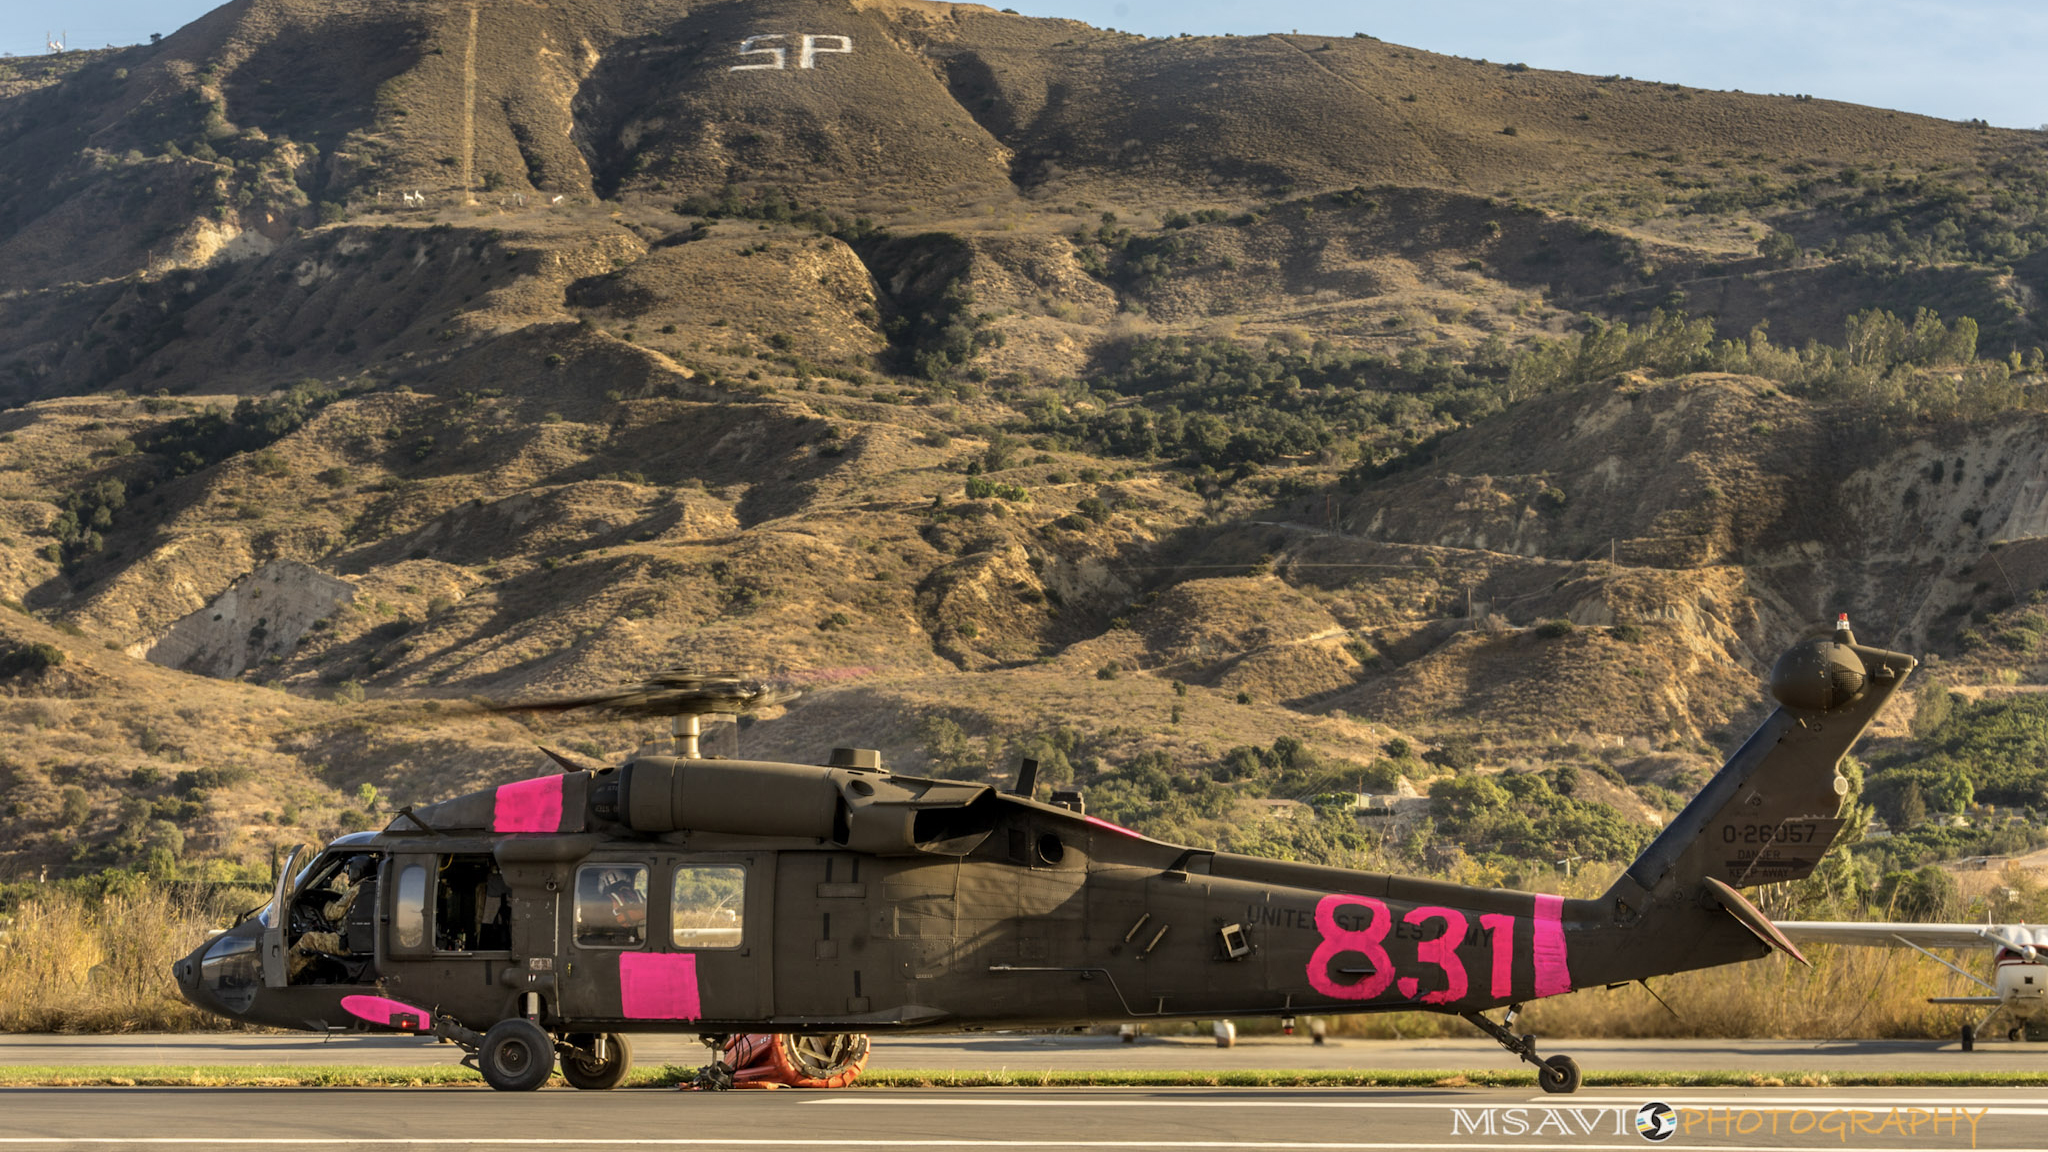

left=485, top=670, right=800, bottom=718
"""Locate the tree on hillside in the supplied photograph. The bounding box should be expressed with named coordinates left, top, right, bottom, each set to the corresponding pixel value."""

left=1876, top=864, right=1959, bottom=922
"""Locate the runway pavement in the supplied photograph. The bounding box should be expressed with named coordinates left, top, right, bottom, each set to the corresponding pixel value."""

left=0, top=1085, right=2043, bottom=1150
left=0, top=1031, right=2043, bottom=1074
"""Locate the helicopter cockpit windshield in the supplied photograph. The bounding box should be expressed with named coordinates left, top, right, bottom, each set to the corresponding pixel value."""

left=198, top=932, right=260, bottom=1014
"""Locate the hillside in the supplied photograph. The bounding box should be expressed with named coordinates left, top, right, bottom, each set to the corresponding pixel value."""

left=1, top=0, right=2046, bottom=891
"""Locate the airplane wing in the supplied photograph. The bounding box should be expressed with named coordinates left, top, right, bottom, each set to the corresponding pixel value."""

left=1772, top=922, right=1997, bottom=950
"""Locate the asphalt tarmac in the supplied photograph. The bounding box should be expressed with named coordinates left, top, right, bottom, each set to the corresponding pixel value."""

left=1, top=1032, right=2044, bottom=1073
left=0, top=1086, right=2044, bottom=1150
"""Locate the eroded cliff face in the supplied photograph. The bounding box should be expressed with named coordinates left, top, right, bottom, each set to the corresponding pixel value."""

left=140, top=559, right=356, bottom=677
left=1334, top=376, right=2048, bottom=651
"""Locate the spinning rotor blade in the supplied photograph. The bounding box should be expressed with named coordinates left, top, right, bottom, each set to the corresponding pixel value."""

left=486, top=670, right=800, bottom=719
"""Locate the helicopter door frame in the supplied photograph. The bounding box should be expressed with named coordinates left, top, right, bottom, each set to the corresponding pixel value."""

left=666, top=852, right=773, bottom=1025
left=260, top=845, right=304, bottom=987
left=560, top=854, right=660, bottom=1024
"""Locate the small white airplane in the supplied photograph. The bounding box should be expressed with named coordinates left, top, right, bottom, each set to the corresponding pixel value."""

left=1774, top=920, right=2046, bottom=1049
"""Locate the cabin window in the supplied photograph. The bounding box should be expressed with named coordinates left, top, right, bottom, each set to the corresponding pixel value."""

left=435, top=854, right=512, bottom=953
left=394, top=864, right=428, bottom=950
left=671, top=865, right=746, bottom=949
left=574, top=863, right=648, bottom=948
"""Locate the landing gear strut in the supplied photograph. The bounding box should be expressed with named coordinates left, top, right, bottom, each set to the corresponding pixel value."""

left=693, top=1033, right=735, bottom=1091
left=1461, top=1006, right=1581, bottom=1095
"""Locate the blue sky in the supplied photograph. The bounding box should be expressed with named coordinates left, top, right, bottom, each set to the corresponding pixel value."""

left=4, top=0, right=2044, bottom=129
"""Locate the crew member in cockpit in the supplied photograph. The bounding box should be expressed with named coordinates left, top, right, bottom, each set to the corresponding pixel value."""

left=288, top=855, right=372, bottom=978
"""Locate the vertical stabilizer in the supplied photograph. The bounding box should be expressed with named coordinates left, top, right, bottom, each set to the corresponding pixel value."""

left=1608, top=617, right=1914, bottom=906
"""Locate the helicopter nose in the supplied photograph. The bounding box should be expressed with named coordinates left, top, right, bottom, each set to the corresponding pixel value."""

left=171, top=938, right=225, bottom=1014
left=171, top=948, right=204, bottom=1006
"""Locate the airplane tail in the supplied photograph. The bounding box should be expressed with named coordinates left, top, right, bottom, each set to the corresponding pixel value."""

left=1607, top=617, right=1914, bottom=907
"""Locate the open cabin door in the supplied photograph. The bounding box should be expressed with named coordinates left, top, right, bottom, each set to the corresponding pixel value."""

left=259, top=846, right=303, bottom=987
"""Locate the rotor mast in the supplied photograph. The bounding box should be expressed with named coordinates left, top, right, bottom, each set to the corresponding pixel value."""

left=674, top=714, right=703, bottom=758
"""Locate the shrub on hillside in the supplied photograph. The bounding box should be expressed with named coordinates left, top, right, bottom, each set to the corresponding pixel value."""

left=0, top=642, right=66, bottom=677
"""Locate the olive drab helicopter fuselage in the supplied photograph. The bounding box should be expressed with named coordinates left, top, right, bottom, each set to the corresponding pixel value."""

left=173, top=622, right=1913, bottom=1094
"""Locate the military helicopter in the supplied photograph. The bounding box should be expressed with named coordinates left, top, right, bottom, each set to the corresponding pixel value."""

left=173, top=618, right=1911, bottom=1095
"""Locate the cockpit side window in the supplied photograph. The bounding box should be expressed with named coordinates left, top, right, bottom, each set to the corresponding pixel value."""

left=672, top=865, right=746, bottom=950
left=574, top=863, right=648, bottom=948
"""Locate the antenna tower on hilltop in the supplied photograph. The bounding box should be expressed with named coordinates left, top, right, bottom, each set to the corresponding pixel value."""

left=46, top=30, right=66, bottom=54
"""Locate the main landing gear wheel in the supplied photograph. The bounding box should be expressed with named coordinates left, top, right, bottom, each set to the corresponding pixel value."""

left=2010, top=1027, right=2024, bottom=1043
left=560, top=1032, right=634, bottom=1091
left=1961, top=1024, right=1976, bottom=1053
left=480, top=1019, right=555, bottom=1092
left=1537, top=1055, right=1582, bottom=1095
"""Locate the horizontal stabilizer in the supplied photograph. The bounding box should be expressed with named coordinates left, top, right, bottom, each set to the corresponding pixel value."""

left=1928, top=996, right=2004, bottom=1006
left=1704, top=877, right=1809, bottom=966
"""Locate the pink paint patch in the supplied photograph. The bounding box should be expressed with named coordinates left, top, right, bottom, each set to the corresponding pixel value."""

left=1479, top=912, right=1516, bottom=999
left=619, top=952, right=701, bottom=1021
left=492, top=774, right=564, bottom=833
left=1532, top=893, right=1572, bottom=997
left=340, top=994, right=432, bottom=1032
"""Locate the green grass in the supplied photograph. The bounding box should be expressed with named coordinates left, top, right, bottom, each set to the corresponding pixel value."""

left=3, top=1066, right=2048, bottom=1089
left=0, top=1065, right=493, bottom=1087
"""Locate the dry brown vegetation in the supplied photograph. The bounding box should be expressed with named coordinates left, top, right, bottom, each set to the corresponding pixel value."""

left=1314, top=946, right=1987, bottom=1040
left=0, top=882, right=253, bottom=1031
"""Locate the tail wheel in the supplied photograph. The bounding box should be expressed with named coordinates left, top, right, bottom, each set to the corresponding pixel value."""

left=560, top=1032, right=634, bottom=1091
left=726, top=1032, right=870, bottom=1088
left=1536, top=1054, right=1581, bottom=1095
left=479, top=1019, right=555, bottom=1092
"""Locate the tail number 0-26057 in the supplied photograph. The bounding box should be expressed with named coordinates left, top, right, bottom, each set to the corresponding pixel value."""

left=1306, top=893, right=1571, bottom=1004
